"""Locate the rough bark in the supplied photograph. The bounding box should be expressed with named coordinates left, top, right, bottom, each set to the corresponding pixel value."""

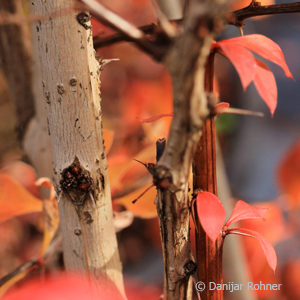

left=154, top=1, right=226, bottom=299
left=29, top=0, right=125, bottom=297
left=0, top=0, right=34, bottom=139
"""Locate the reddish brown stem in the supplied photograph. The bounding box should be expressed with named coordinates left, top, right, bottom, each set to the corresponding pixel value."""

left=192, top=53, right=223, bottom=300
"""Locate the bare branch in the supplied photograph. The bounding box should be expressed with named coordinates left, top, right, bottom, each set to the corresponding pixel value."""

left=79, top=0, right=143, bottom=39
left=93, top=1, right=300, bottom=50
left=0, top=236, right=62, bottom=288
left=222, top=107, right=264, bottom=117
left=79, top=0, right=165, bottom=60
left=228, top=1, right=300, bottom=26
left=93, top=23, right=156, bottom=49
left=152, top=1, right=227, bottom=297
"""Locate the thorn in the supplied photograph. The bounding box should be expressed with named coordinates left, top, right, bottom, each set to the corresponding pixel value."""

left=100, top=58, right=120, bottom=67
left=132, top=184, right=155, bottom=204
left=227, top=229, right=256, bottom=238
left=133, top=159, right=156, bottom=176
left=222, top=107, right=264, bottom=117
left=133, top=159, right=147, bottom=167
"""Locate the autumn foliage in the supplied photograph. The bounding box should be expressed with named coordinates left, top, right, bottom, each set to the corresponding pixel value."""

left=0, top=0, right=299, bottom=299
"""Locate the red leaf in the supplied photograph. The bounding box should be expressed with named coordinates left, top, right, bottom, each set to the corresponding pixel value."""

left=213, top=34, right=293, bottom=115
left=228, top=227, right=277, bottom=272
left=196, top=192, right=226, bottom=242
left=225, top=200, right=269, bottom=228
left=215, top=42, right=256, bottom=89
left=215, top=102, right=230, bottom=115
left=226, top=34, right=293, bottom=79
left=2, top=273, right=123, bottom=300
left=254, top=59, right=277, bottom=115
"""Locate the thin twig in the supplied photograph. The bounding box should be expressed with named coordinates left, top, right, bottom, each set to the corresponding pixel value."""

left=0, top=235, right=62, bottom=287
left=132, top=184, right=154, bottom=204
left=228, top=1, right=300, bottom=26
left=226, top=230, right=255, bottom=238
left=79, top=0, right=165, bottom=60
left=93, top=2, right=300, bottom=50
left=0, top=260, right=37, bottom=287
left=80, top=0, right=143, bottom=39
left=222, top=107, right=264, bottom=117
left=93, top=24, right=156, bottom=49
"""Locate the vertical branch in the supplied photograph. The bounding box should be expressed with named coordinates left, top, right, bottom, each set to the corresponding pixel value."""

left=154, top=1, right=227, bottom=299
left=155, top=27, right=211, bottom=300
left=193, top=53, right=223, bottom=300
left=29, top=0, right=125, bottom=297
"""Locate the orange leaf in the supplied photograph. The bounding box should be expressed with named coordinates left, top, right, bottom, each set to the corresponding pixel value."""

left=139, top=113, right=173, bottom=123
left=114, top=181, right=157, bottom=219
left=1, top=161, right=40, bottom=197
left=109, top=145, right=155, bottom=193
left=0, top=173, right=42, bottom=224
left=122, top=75, right=173, bottom=133
left=36, top=178, right=59, bottom=257
left=253, top=59, right=277, bottom=115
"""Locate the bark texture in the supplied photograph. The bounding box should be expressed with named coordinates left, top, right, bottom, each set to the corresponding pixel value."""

left=29, top=0, right=125, bottom=296
left=154, top=1, right=226, bottom=299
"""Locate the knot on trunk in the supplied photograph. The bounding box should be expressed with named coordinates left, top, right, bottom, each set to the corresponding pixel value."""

left=60, top=157, right=93, bottom=207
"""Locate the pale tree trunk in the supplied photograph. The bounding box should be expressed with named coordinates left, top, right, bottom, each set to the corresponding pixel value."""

left=29, top=0, right=125, bottom=297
